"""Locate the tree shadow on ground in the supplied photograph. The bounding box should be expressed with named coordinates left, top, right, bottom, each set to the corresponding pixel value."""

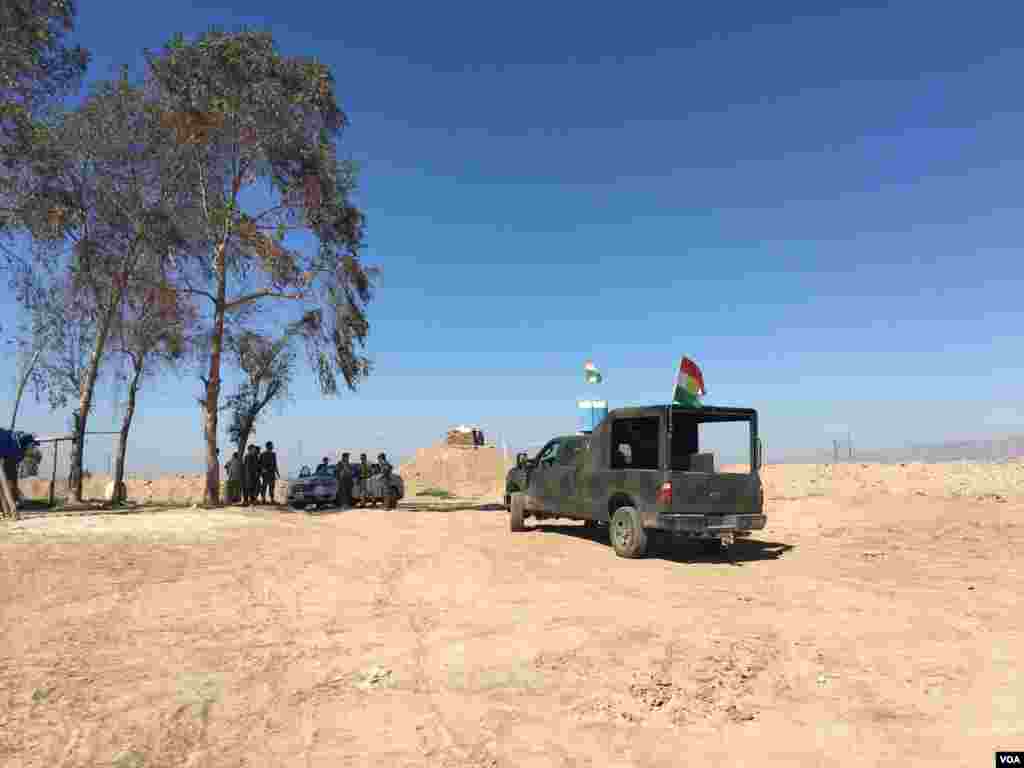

left=300, top=500, right=507, bottom=514
left=13, top=500, right=226, bottom=519
left=398, top=500, right=507, bottom=513
left=528, top=522, right=794, bottom=566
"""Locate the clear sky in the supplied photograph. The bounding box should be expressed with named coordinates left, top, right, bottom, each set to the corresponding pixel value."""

left=3, top=0, right=1023, bottom=477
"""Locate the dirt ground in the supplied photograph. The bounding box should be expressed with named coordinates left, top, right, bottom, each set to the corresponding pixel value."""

left=19, top=456, right=1024, bottom=507
left=2, top=467, right=1022, bottom=767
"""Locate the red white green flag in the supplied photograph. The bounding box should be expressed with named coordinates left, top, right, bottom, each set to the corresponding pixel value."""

left=673, top=357, right=706, bottom=407
left=583, top=360, right=602, bottom=385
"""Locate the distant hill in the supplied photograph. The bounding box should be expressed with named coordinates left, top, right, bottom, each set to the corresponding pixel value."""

left=776, top=434, right=1024, bottom=465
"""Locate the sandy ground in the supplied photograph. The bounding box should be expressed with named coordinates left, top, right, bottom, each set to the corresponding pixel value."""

left=19, top=456, right=1024, bottom=506
left=1, top=466, right=1022, bottom=767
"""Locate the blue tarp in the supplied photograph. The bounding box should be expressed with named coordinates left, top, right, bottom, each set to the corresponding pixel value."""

left=0, top=429, right=37, bottom=461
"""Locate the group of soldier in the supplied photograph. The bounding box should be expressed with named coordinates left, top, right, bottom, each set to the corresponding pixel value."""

left=319, top=451, right=392, bottom=507
left=224, top=441, right=281, bottom=505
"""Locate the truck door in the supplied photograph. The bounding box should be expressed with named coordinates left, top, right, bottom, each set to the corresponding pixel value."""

left=526, top=439, right=561, bottom=510
left=543, top=438, right=584, bottom=516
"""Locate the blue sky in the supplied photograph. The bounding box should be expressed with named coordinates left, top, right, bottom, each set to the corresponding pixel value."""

left=3, top=0, right=1023, bottom=476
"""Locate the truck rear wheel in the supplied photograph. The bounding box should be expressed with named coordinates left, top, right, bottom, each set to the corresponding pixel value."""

left=610, top=506, right=648, bottom=558
left=509, top=493, right=526, bottom=532
left=699, top=538, right=725, bottom=555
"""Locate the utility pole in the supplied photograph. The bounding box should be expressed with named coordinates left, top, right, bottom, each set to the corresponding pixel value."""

left=848, top=431, right=853, bottom=460
left=833, top=440, right=839, bottom=462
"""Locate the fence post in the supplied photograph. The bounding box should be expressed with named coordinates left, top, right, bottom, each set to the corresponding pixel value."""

left=49, top=440, right=59, bottom=507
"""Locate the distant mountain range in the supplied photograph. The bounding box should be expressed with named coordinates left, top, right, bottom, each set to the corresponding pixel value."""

left=776, top=434, right=1024, bottom=465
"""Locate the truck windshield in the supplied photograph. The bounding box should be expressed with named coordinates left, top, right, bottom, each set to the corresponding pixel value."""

left=670, top=411, right=754, bottom=473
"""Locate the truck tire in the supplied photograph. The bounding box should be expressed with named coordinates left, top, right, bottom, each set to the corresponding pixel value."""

left=509, top=493, right=526, bottom=532
left=699, top=538, right=724, bottom=555
left=504, top=486, right=519, bottom=511
left=610, top=506, right=648, bottom=558
left=291, top=503, right=306, bottom=511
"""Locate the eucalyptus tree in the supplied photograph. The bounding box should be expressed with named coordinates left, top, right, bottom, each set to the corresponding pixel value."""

left=108, top=272, right=196, bottom=505
left=145, top=30, right=375, bottom=504
left=15, top=76, right=191, bottom=501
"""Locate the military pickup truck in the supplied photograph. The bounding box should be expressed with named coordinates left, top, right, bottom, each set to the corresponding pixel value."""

left=507, top=404, right=766, bottom=558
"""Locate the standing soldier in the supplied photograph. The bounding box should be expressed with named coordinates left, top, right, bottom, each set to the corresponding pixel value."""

left=252, top=445, right=263, bottom=502
left=260, top=441, right=280, bottom=504
left=377, top=452, right=392, bottom=478
left=225, top=451, right=242, bottom=504
left=357, top=453, right=370, bottom=501
left=335, top=452, right=353, bottom=508
left=243, top=445, right=261, bottom=506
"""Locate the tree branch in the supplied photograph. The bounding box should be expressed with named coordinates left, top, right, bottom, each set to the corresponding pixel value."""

left=224, top=289, right=303, bottom=312
left=177, top=283, right=218, bottom=304
left=250, top=204, right=289, bottom=223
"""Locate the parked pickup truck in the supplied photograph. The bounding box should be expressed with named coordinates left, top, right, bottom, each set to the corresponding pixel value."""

left=507, top=404, right=766, bottom=558
left=288, top=462, right=406, bottom=510
left=287, top=464, right=338, bottom=510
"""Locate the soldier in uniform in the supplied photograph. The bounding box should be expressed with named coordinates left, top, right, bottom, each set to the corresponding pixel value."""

left=356, top=453, right=370, bottom=501
left=335, top=452, right=353, bottom=507
left=225, top=451, right=242, bottom=503
left=260, top=441, right=280, bottom=504
left=243, top=445, right=261, bottom=505
left=377, top=452, right=392, bottom=478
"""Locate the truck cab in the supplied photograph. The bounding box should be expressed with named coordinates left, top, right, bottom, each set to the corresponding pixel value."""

left=508, top=404, right=766, bottom=558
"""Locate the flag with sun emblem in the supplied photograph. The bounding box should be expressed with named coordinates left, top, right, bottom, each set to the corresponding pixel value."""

left=673, top=357, right=706, bottom=407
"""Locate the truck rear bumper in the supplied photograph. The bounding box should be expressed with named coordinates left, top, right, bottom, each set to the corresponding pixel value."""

left=653, top=513, right=767, bottom=534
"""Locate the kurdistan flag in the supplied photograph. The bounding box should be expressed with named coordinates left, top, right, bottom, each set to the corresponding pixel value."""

left=583, top=360, right=602, bottom=385
left=673, top=357, right=706, bottom=407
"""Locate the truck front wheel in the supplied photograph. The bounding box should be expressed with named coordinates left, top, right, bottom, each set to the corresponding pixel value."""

left=610, top=506, right=648, bottom=558
left=509, top=493, right=527, bottom=532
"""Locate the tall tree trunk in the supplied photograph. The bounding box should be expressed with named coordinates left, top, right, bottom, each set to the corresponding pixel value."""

left=111, top=363, right=143, bottom=507
left=69, top=304, right=118, bottom=502
left=10, top=347, right=43, bottom=431
left=203, top=244, right=228, bottom=505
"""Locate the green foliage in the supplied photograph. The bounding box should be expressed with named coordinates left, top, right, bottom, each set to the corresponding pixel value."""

left=1, top=0, right=89, bottom=257
left=225, top=331, right=296, bottom=451
left=24, top=273, right=97, bottom=411
left=0, top=0, right=89, bottom=130
left=145, top=29, right=376, bottom=396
